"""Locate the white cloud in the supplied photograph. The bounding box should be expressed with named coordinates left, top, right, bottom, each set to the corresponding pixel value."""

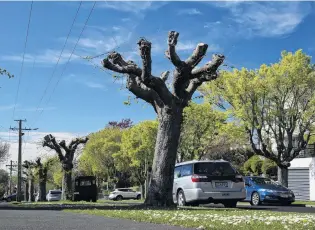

left=209, top=2, right=312, bottom=38
left=0, top=131, right=87, bottom=169
left=84, top=81, right=106, bottom=90
left=97, top=1, right=167, bottom=14
left=178, top=8, right=202, bottom=15
left=0, top=104, right=15, bottom=111
left=16, top=106, right=56, bottom=112
left=0, top=104, right=56, bottom=112
left=0, top=49, right=80, bottom=65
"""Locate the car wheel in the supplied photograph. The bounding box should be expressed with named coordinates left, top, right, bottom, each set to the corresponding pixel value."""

left=223, top=200, right=237, bottom=208
left=92, top=198, right=97, bottom=202
left=116, top=195, right=123, bottom=201
left=250, top=192, right=261, bottom=206
left=177, top=190, right=187, bottom=207
left=136, top=195, right=141, bottom=200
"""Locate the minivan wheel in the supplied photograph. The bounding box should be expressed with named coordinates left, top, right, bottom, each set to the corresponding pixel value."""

left=223, top=200, right=237, bottom=208
left=250, top=192, right=261, bottom=206
left=177, top=190, right=187, bottom=207
left=136, top=195, right=141, bottom=200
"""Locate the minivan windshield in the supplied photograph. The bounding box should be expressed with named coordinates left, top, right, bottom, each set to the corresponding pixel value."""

left=194, top=162, right=236, bottom=176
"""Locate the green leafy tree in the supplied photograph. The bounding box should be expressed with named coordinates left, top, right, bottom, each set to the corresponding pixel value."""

left=116, top=120, right=158, bottom=196
left=262, top=158, right=277, bottom=177
left=201, top=50, right=315, bottom=187
left=177, top=102, right=226, bottom=162
left=79, top=127, right=123, bottom=190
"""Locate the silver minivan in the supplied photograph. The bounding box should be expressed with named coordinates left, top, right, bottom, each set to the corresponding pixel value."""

left=173, top=160, right=246, bottom=207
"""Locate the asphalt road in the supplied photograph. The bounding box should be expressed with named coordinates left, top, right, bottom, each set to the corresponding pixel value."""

left=0, top=210, right=195, bottom=230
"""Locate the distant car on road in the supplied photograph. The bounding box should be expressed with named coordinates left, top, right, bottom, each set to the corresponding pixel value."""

left=46, top=190, right=62, bottom=202
left=173, top=160, right=246, bottom=208
left=108, top=188, right=142, bottom=201
left=244, top=176, right=295, bottom=206
left=1, top=193, right=16, bottom=202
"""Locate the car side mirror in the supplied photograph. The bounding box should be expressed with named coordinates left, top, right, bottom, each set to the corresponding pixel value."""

left=176, top=172, right=181, bottom=178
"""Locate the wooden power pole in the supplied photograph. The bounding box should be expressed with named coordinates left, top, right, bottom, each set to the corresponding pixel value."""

left=10, top=119, right=38, bottom=202
left=5, top=160, right=18, bottom=194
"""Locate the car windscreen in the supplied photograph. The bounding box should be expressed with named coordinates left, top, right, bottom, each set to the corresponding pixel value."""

left=50, top=191, right=61, bottom=195
left=194, top=162, right=236, bottom=176
left=250, top=177, right=272, bottom=185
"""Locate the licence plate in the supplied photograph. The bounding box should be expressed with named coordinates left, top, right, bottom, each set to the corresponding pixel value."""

left=215, top=182, right=228, bottom=188
left=280, top=194, right=289, bottom=198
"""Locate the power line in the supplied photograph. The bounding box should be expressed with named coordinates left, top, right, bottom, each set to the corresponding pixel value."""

left=11, top=1, right=34, bottom=121
left=30, top=1, right=82, bottom=121
left=31, top=1, right=97, bottom=127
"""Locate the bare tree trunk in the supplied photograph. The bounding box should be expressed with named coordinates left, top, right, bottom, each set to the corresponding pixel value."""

left=24, top=181, right=29, bottom=202
left=28, top=178, right=34, bottom=202
left=63, top=169, right=72, bottom=200
left=277, top=166, right=288, bottom=187
left=39, top=180, right=46, bottom=201
left=145, top=108, right=182, bottom=206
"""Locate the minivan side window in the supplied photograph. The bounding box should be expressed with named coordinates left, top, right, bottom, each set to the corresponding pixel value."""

left=181, top=164, right=193, bottom=177
left=174, top=166, right=181, bottom=179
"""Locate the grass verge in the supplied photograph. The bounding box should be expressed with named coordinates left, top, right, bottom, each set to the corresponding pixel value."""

left=66, top=208, right=315, bottom=230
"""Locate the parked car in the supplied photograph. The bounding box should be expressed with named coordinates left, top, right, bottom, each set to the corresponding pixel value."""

left=1, top=193, right=16, bottom=202
left=46, top=190, right=62, bottom=202
left=244, top=176, right=295, bottom=206
left=173, top=160, right=246, bottom=208
left=108, top=188, right=142, bottom=201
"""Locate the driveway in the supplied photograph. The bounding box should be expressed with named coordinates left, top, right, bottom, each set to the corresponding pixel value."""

left=0, top=210, right=195, bottom=230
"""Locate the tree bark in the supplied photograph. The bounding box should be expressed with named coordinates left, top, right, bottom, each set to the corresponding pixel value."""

left=145, top=107, right=182, bottom=206
left=24, top=181, right=29, bottom=202
left=63, top=169, right=72, bottom=200
left=28, top=178, right=34, bottom=202
left=277, top=166, right=289, bottom=187
left=39, top=180, right=46, bottom=201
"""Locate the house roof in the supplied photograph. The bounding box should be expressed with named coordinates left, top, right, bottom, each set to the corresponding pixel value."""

left=289, top=157, right=314, bottom=168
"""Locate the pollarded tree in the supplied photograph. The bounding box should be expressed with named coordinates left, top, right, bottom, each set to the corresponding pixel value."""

left=42, top=134, right=89, bottom=200
left=35, top=157, right=54, bottom=201
left=22, top=160, right=36, bottom=202
left=101, top=31, right=225, bottom=206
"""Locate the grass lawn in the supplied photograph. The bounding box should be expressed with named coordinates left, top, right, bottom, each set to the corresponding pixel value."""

left=67, top=208, right=315, bottom=230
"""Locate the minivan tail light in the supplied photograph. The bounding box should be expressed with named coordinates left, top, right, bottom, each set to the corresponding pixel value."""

left=191, top=174, right=207, bottom=182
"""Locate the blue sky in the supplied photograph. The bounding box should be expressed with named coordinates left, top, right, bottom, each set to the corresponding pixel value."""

left=0, top=1, right=314, bottom=138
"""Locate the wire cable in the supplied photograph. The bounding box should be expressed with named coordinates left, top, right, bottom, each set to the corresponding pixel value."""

left=11, top=1, right=34, bottom=120
left=31, top=1, right=97, bottom=127
left=30, top=1, right=82, bottom=119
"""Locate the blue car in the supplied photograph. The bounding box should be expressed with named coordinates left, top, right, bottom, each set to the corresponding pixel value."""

left=244, top=176, right=295, bottom=206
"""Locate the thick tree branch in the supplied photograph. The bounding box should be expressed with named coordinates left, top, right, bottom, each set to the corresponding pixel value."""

left=43, top=134, right=64, bottom=161
left=185, top=43, right=208, bottom=68
left=126, top=75, right=163, bottom=112
left=138, top=38, right=152, bottom=83
left=160, top=71, right=170, bottom=82
left=59, top=140, right=70, bottom=153
left=165, top=31, right=183, bottom=68
left=102, top=51, right=173, bottom=106
left=191, top=54, right=225, bottom=78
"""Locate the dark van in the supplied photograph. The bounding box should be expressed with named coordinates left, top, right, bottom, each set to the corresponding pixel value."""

left=73, top=176, right=97, bottom=202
